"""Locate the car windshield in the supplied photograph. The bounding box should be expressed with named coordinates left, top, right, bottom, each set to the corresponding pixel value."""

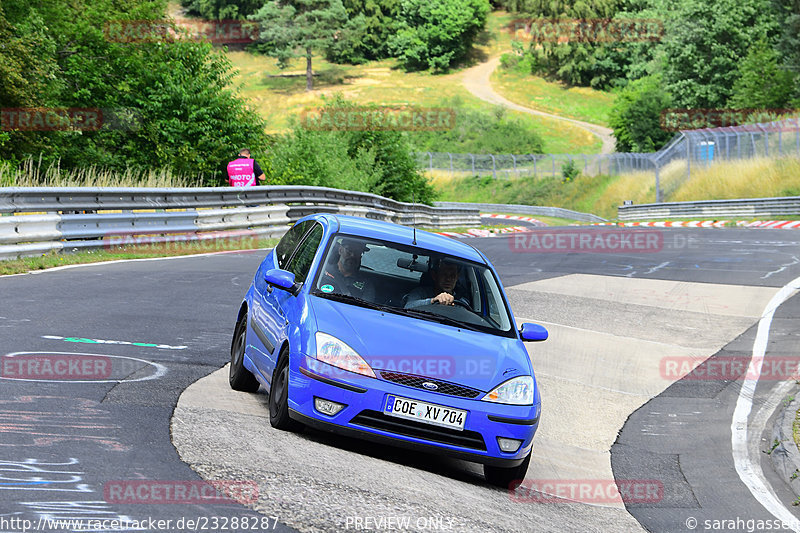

left=312, top=234, right=515, bottom=337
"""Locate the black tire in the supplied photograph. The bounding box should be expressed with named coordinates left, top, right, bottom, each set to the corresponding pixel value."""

left=484, top=451, right=531, bottom=489
left=229, top=315, right=260, bottom=392
left=269, top=348, right=304, bottom=432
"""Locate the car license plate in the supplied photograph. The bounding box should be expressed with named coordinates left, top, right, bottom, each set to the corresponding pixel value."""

left=384, top=395, right=467, bottom=431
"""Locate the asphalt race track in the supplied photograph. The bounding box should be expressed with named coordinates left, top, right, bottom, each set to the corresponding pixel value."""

left=1, top=226, right=799, bottom=532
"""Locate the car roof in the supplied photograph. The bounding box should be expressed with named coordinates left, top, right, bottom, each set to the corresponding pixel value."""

left=310, top=214, right=487, bottom=264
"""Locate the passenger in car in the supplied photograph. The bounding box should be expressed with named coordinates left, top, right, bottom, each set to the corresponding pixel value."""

left=404, top=258, right=467, bottom=309
left=320, top=238, right=376, bottom=301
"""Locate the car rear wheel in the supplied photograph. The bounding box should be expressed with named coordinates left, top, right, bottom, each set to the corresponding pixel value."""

left=229, top=315, right=260, bottom=392
left=269, top=347, right=304, bottom=432
left=484, top=451, right=531, bottom=489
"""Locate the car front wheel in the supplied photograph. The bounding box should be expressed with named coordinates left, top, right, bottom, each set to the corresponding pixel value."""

left=269, top=347, right=304, bottom=432
left=229, top=315, right=260, bottom=392
left=484, top=451, right=531, bottom=489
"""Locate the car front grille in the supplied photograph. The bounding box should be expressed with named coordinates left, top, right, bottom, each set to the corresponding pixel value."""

left=350, top=410, right=487, bottom=451
left=379, top=371, right=482, bottom=399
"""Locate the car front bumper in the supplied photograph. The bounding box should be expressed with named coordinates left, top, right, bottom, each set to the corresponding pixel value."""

left=288, top=355, right=540, bottom=467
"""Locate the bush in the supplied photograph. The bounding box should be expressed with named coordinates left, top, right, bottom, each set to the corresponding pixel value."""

left=608, top=74, right=673, bottom=153
left=561, top=159, right=580, bottom=183
left=388, top=0, right=490, bottom=72
left=409, top=99, right=544, bottom=154
left=267, top=96, right=435, bottom=204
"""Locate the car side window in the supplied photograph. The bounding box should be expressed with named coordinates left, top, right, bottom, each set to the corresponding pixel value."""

left=275, top=221, right=311, bottom=269
left=286, top=224, right=323, bottom=283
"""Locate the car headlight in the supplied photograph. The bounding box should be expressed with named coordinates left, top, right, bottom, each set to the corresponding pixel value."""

left=315, top=332, right=375, bottom=378
left=482, top=376, right=535, bottom=405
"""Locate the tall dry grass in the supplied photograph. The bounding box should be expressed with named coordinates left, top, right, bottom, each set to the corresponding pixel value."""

left=669, top=157, right=800, bottom=201
left=0, top=156, right=204, bottom=188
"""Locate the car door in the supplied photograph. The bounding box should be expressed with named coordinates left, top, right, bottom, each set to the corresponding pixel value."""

left=252, top=222, right=324, bottom=382
left=250, top=221, right=312, bottom=378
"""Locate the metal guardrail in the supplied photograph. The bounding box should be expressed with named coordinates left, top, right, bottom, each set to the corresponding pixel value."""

left=0, top=186, right=481, bottom=260
left=434, top=202, right=607, bottom=223
left=617, top=196, right=800, bottom=221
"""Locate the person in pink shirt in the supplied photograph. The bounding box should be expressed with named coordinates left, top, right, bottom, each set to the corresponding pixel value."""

left=226, top=148, right=266, bottom=186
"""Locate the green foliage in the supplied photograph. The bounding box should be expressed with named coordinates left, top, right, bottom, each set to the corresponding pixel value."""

left=0, top=0, right=269, bottom=183
left=388, top=0, right=490, bottom=72
left=250, top=0, right=348, bottom=90
left=771, top=0, right=800, bottom=100
left=729, top=40, right=796, bottom=109
left=409, top=99, right=544, bottom=154
left=326, top=0, right=401, bottom=64
left=660, top=0, right=779, bottom=109
left=561, top=158, right=579, bottom=183
left=180, top=0, right=263, bottom=20
left=513, top=0, right=655, bottom=89
left=267, top=96, right=435, bottom=204
left=608, top=74, right=673, bottom=152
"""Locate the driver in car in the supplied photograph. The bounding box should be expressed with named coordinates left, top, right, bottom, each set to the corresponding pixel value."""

left=404, top=258, right=466, bottom=309
left=320, top=238, right=376, bottom=301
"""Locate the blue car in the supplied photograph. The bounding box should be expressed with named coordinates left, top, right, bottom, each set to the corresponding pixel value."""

left=229, top=214, right=547, bottom=487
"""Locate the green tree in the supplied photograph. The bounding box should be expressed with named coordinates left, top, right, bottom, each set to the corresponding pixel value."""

left=268, top=96, right=435, bottom=203
left=770, top=0, right=800, bottom=101
left=180, top=0, right=263, bottom=20
left=250, top=0, right=349, bottom=91
left=388, top=0, right=490, bottom=72
left=326, top=0, right=401, bottom=64
left=729, top=40, right=795, bottom=109
left=660, top=0, right=778, bottom=109
left=1, top=0, right=269, bottom=181
left=608, top=74, right=672, bottom=152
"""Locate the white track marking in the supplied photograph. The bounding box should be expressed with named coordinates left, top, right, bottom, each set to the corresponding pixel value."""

left=731, top=275, right=800, bottom=530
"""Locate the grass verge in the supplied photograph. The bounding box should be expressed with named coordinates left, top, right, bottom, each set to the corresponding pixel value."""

left=432, top=156, right=800, bottom=220
left=0, top=238, right=279, bottom=276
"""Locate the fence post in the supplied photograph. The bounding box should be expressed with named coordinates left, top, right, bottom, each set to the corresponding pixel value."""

left=491, top=154, right=496, bottom=179
left=655, top=162, right=662, bottom=203
left=512, top=154, right=517, bottom=175
left=552, top=155, right=556, bottom=177
left=427, top=152, right=433, bottom=172
left=533, top=155, right=537, bottom=177
left=470, top=153, right=475, bottom=174
left=686, top=133, right=691, bottom=181
left=449, top=152, right=453, bottom=176
left=582, top=155, right=588, bottom=174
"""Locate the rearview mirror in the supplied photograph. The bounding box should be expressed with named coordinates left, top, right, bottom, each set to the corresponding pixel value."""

left=265, top=268, right=299, bottom=295
left=519, top=323, right=548, bottom=342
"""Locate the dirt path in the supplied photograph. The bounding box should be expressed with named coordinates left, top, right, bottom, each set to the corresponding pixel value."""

left=462, top=56, right=616, bottom=155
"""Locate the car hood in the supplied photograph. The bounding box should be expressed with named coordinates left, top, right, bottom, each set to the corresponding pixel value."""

left=310, top=296, right=534, bottom=392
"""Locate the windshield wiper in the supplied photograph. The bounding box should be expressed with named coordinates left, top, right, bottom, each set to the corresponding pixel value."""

left=399, top=308, right=483, bottom=332
left=313, top=291, right=385, bottom=310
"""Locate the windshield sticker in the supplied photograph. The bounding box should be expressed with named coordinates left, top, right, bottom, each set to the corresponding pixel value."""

left=320, top=284, right=334, bottom=293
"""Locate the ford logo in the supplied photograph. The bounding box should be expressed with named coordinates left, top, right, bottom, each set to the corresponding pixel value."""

left=422, top=382, right=438, bottom=391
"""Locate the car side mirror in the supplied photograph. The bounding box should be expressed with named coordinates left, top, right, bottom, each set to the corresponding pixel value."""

left=519, top=323, right=548, bottom=342
left=265, top=269, right=300, bottom=295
